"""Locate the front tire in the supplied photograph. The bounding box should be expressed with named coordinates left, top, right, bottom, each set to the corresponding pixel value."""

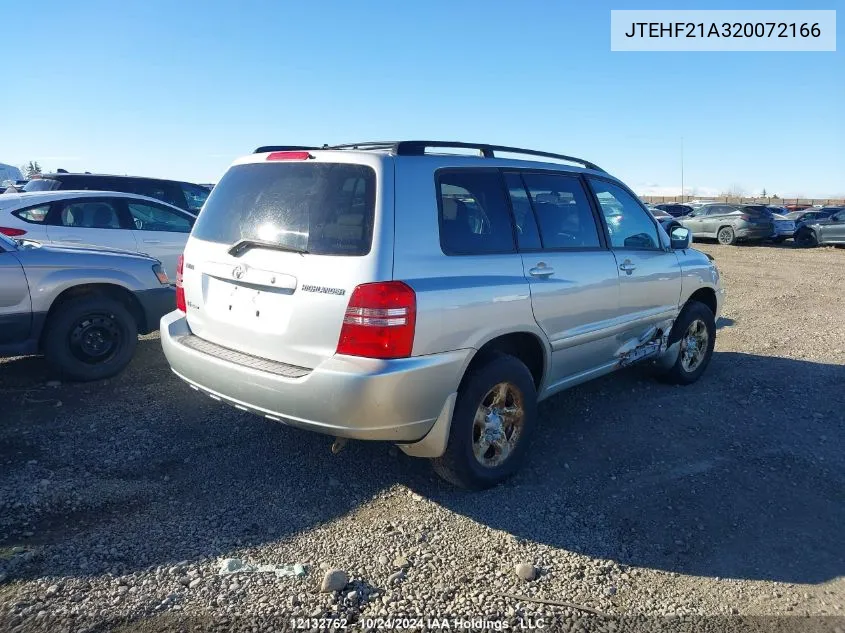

left=794, top=228, right=818, bottom=248
left=43, top=295, right=138, bottom=381
left=717, top=226, right=736, bottom=245
left=655, top=301, right=716, bottom=386
left=433, top=353, right=538, bottom=490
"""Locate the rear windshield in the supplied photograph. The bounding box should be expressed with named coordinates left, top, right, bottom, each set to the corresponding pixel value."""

left=23, top=179, right=61, bottom=192
left=192, top=162, right=376, bottom=256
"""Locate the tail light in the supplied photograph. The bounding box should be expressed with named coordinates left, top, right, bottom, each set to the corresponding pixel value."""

left=740, top=214, right=751, bottom=221
left=0, top=227, right=26, bottom=237
left=175, top=254, right=186, bottom=312
left=336, top=281, right=416, bottom=359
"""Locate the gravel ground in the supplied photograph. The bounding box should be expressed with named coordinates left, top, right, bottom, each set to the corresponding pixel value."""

left=1, top=242, right=843, bottom=632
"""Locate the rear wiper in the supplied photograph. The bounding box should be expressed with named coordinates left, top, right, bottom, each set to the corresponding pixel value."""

left=228, top=239, right=308, bottom=257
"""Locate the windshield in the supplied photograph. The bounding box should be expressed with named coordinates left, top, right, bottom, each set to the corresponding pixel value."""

left=22, top=178, right=61, bottom=192
left=192, top=162, right=376, bottom=256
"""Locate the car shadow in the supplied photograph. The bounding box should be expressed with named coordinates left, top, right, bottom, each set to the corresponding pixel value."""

left=1, top=345, right=842, bottom=587
left=408, top=351, right=845, bottom=585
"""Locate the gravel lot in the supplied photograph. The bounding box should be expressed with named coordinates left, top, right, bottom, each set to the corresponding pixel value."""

left=1, top=242, right=843, bottom=632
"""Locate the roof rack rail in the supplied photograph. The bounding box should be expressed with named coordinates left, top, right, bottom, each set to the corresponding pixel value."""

left=253, top=145, right=325, bottom=154
left=253, top=141, right=605, bottom=172
left=326, top=141, right=604, bottom=172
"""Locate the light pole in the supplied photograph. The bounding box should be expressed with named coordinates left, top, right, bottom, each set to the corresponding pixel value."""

left=680, top=137, right=684, bottom=203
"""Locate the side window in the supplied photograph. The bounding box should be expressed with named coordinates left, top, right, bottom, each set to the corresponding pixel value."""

left=59, top=200, right=124, bottom=229
left=503, top=173, right=541, bottom=250
left=180, top=183, right=210, bottom=214
left=131, top=180, right=185, bottom=209
left=437, top=171, right=515, bottom=255
left=587, top=178, right=660, bottom=250
left=13, top=204, right=51, bottom=224
left=520, top=173, right=601, bottom=249
left=127, top=202, right=192, bottom=233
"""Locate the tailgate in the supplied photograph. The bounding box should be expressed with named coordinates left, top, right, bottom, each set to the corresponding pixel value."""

left=180, top=155, right=391, bottom=369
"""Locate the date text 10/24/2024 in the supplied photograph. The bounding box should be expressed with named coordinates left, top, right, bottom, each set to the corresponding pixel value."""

left=289, top=617, right=547, bottom=630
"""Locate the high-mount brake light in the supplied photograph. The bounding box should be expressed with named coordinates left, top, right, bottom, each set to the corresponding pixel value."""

left=266, top=151, right=312, bottom=161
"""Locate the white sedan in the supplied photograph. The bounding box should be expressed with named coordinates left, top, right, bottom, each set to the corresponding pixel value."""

left=0, top=190, right=195, bottom=277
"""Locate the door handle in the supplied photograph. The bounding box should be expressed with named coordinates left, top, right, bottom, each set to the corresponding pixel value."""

left=142, top=239, right=162, bottom=244
left=619, top=260, right=637, bottom=274
left=529, top=263, right=554, bottom=278
left=62, top=238, right=82, bottom=243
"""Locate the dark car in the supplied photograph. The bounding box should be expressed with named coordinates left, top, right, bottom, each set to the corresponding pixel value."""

left=654, top=203, right=694, bottom=217
left=793, top=209, right=845, bottom=247
left=23, top=173, right=210, bottom=215
left=787, top=207, right=843, bottom=225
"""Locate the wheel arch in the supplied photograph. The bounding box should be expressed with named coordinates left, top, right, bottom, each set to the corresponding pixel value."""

left=39, top=283, right=146, bottom=351
left=460, top=331, right=548, bottom=394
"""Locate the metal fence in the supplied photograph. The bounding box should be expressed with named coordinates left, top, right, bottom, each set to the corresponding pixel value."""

left=641, top=196, right=845, bottom=206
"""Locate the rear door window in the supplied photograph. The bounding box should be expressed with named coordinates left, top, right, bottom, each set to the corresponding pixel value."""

left=191, top=162, right=376, bottom=256
left=437, top=170, right=515, bottom=255
left=57, top=199, right=128, bottom=229
left=519, top=173, right=601, bottom=249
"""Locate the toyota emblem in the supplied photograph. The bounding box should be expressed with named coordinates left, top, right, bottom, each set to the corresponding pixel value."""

left=232, top=264, right=246, bottom=280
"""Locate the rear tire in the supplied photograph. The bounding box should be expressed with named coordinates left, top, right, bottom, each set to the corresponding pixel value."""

left=43, top=295, right=138, bottom=382
left=433, top=353, right=537, bottom=490
left=717, top=226, right=736, bottom=246
left=655, top=301, right=716, bottom=386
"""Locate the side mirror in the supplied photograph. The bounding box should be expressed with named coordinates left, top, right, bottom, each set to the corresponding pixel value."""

left=670, top=226, right=691, bottom=250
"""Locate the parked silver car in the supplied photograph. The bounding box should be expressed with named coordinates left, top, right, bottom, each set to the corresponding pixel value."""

left=160, top=141, right=724, bottom=488
left=0, top=233, right=174, bottom=380
left=680, top=203, right=775, bottom=245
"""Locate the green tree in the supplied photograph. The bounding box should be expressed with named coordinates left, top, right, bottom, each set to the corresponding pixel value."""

left=24, top=161, right=42, bottom=178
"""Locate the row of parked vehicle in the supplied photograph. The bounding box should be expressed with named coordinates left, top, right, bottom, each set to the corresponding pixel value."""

left=0, top=173, right=215, bottom=381
left=644, top=201, right=845, bottom=247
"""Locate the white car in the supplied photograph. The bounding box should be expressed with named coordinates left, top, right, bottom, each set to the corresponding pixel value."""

left=0, top=191, right=195, bottom=277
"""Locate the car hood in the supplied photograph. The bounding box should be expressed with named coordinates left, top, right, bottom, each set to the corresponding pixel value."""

left=12, top=240, right=158, bottom=265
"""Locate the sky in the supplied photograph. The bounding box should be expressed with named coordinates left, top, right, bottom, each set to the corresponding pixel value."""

left=1, top=0, right=843, bottom=198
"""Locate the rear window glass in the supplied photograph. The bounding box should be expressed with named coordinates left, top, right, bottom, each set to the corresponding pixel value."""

left=23, top=179, right=61, bottom=192
left=191, top=162, right=376, bottom=256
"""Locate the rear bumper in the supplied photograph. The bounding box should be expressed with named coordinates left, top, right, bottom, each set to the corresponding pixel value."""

left=159, top=311, right=470, bottom=442
left=136, top=287, right=176, bottom=334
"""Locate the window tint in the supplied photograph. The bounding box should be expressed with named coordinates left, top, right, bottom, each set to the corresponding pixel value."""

left=438, top=171, right=515, bottom=255
left=192, top=162, right=376, bottom=256
left=588, top=178, right=660, bottom=250
left=503, top=173, right=541, bottom=250
left=13, top=204, right=51, bottom=224
left=180, top=182, right=210, bottom=213
left=59, top=200, right=123, bottom=229
left=520, top=173, right=600, bottom=249
left=128, top=202, right=192, bottom=233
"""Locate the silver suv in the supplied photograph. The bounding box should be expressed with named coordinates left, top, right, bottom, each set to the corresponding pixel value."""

left=160, top=141, right=725, bottom=489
